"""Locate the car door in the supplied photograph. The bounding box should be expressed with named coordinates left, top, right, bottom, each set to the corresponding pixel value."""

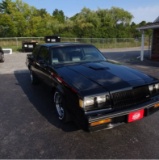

left=30, top=45, right=41, bottom=77
left=34, top=46, right=52, bottom=85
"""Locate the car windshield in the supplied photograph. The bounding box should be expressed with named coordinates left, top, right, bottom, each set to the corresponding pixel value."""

left=51, top=45, right=106, bottom=65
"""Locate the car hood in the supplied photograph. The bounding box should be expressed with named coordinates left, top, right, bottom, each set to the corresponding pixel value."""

left=55, top=61, right=156, bottom=96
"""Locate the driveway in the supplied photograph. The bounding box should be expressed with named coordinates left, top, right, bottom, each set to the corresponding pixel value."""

left=0, top=50, right=159, bottom=159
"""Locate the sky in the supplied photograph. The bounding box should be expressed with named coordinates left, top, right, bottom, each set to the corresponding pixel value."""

left=20, top=0, right=159, bottom=23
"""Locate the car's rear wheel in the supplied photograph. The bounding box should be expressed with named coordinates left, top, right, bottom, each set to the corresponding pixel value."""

left=54, top=90, right=71, bottom=123
left=30, top=70, right=39, bottom=85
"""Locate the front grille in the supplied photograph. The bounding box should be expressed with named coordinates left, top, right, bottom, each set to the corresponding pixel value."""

left=111, top=86, right=150, bottom=110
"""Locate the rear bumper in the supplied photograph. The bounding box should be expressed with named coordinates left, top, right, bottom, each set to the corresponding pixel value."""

left=86, top=96, right=159, bottom=131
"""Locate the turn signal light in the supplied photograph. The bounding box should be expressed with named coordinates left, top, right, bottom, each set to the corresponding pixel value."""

left=90, top=118, right=112, bottom=127
left=154, top=103, right=159, bottom=108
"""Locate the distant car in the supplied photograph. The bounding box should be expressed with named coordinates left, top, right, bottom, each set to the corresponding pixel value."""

left=0, top=47, right=4, bottom=62
left=26, top=43, right=159, bottom=131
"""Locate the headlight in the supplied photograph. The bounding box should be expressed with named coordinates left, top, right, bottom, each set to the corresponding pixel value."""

left=79, top=97, right=95, bottom=108
left=155, top=83, right=159, bottom=90
left=148, top=85, right=153, bottom=92
left=84, top=97, right=94, bottom=106
left=96, top=95, right=106, bottom=103
left=148, top=83, right=159, bottom=95
left=79, top=94, right=108, bottom=110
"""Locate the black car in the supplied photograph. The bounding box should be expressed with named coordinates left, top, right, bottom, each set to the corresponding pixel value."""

left=0, top=47, right=4, bottom=62
left=26, top=43, right=159, bottom=131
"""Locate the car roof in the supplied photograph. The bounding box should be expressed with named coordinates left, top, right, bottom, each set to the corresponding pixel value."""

left=40, top=42, right=92, bottom=48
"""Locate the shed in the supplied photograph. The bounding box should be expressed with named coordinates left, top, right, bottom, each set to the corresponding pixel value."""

left=137, top=16, right=159, bottom=61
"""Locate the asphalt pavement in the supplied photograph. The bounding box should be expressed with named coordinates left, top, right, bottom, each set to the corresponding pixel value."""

left=0, top=49, right=159, bottom=159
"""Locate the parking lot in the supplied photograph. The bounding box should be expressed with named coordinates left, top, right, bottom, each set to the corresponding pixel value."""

left=0, top=49, right=159, bottom=159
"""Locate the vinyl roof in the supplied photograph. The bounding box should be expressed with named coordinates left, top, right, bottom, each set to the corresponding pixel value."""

left=41, top=42, right=77, bottom=46
left=41, top=42, right=91, bottom=47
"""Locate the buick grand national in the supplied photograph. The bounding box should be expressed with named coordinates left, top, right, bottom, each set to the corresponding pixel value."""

left=26, top=43, right=159, bottom=131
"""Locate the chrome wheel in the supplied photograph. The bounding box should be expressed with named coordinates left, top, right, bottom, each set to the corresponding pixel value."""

left=54, top=92, right=65, bottom=120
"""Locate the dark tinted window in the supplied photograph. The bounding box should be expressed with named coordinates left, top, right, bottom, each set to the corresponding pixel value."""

left=51, top=45, right=106, bottom=64
left=37, top=46, right=49, bottom=63
left=32, top=45, right=40, bottom=58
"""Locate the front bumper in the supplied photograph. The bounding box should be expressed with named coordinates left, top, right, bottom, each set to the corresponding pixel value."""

left=85, top=96, right=159, bottom=131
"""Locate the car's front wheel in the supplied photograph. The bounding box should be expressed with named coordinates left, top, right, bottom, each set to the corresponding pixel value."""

left=54, top=90, right=71, bottom=123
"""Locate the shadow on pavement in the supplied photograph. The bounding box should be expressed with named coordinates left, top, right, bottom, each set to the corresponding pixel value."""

left=14, top=70, right=79, bottom=132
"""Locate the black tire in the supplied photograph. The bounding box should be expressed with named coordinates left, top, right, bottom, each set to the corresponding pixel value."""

left=54, top=90, right=71, bottom=123
left=30, top=70, right=39, bottom=85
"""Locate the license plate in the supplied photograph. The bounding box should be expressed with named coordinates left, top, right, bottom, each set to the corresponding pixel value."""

left=128, top=109, right=144, bottom=123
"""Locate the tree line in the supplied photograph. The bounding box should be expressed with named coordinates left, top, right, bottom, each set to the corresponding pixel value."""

left=0, top=0, right=152, bottom=38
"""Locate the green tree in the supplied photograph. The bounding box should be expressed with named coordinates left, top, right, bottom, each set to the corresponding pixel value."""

left=0, top=0, right=13, bottom=14
left=129, top=22, right=140, bottom=38
left=36, top=8, right=48, bottom=18
left=0, top=13, right=16, bottom=36
left=96, top=7, right=133, bottom=38
left=61, top=19, right=75, bottom=37
left=0, top=0, right=146, bottom=38
left=52, top=9, right=65, bottom=23
left=72, top=8, right=100, bottom=37
left=109, top=7, right=133, bottom=26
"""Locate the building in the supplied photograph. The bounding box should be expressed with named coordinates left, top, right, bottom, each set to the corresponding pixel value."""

left=137, top=16, right=159, bottom=61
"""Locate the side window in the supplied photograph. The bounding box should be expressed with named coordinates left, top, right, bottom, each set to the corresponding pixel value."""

left=37, top=46, right=50, bottom=64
